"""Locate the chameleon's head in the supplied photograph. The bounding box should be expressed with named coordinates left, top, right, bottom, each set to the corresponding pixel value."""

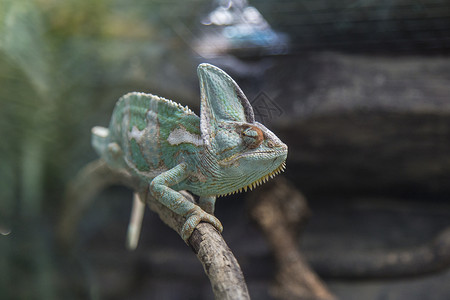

left=198, top=64, right=288, bottom=196
left=213, top=121, right=287, bottom=195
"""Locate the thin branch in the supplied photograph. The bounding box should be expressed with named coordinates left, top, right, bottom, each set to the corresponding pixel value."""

left=248, top=177, right=336, bottom=300
left=58, top=159, right=250, bottom=300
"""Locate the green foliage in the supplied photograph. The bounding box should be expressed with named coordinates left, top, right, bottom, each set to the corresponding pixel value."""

left=0, top=0, right=208, bottom=298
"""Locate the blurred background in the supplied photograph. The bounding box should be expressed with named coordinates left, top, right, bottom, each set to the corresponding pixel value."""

left=1, top=0, right=450, bottom=299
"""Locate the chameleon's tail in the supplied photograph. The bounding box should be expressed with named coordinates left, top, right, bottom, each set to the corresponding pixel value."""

left=126, top=193, right=145, bottom=250
left=91, top=126, right=110, bottom=157
left=91, top=126, right=126, bottom=169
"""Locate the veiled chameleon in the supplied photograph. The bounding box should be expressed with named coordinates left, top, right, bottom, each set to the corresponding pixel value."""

left=92, top=64, right=287, bottom=247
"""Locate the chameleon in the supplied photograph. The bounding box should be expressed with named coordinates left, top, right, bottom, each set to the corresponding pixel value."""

left=91, top=63, right=287, bottom=247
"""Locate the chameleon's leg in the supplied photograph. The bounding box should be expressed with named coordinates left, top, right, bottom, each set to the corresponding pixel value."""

left=198, top=196, right=216, bottom=214
left=150, top=163, right=223, bottom=242
left=126, top=193, right=145, bottom=250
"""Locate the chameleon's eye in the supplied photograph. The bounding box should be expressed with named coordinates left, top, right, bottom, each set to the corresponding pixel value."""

left=242, top=125, right=263, bottom=149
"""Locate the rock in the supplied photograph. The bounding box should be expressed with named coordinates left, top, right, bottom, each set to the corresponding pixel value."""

left=226, top=53, right=450, bottom=197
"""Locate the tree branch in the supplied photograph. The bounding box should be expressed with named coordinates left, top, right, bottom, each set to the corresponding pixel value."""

left=248, top=177, right=336, bottom=300
left=58, top=159, right=250, bottom=300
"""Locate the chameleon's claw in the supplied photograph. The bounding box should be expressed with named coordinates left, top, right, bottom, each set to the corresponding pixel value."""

left=182, top=206, right=223, bottom=242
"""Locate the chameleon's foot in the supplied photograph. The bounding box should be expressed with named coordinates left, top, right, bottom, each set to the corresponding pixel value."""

left=182, top=206, right=223, bottom=242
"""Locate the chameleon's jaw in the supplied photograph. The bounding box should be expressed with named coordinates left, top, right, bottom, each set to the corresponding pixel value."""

left=216, top=161, right=286, bottom=197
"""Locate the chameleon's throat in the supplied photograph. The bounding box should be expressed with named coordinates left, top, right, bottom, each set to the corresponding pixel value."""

left=216, top=161, right=286, bottom=197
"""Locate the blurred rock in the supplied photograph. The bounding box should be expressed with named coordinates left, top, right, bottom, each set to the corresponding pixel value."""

left=225, top=52, right=450, bottom=197
left=254, top=0, right=450, bottom=55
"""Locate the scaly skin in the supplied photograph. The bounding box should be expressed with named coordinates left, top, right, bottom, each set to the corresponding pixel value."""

left=92, top=63, right=288, bottom=243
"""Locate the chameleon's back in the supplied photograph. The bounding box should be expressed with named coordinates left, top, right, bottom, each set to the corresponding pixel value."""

left=92, top=92, right=201, bottom=179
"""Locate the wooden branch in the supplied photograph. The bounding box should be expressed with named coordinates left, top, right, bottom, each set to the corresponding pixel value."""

left=190, top=223, right=250, bottom=300
left=58, top=159, right=250, bottom=300
left=248, top=177, right=336, bottom=300
left=58, top=159, right=137, bottom=245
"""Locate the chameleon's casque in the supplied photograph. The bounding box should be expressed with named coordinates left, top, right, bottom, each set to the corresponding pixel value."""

left=92, top=63, right=287, bottom=244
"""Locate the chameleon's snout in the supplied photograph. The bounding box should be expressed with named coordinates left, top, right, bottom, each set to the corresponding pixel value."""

left=277, top=142, right=288, bottom=154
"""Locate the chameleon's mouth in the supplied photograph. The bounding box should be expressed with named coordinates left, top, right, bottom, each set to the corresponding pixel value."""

left=220, top=148, right=286, bottom=165
left=217, top=161, right=286, bottom=197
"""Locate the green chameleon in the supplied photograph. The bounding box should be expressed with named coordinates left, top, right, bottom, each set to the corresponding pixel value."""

left=91, top=63, right=287, bottom=247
